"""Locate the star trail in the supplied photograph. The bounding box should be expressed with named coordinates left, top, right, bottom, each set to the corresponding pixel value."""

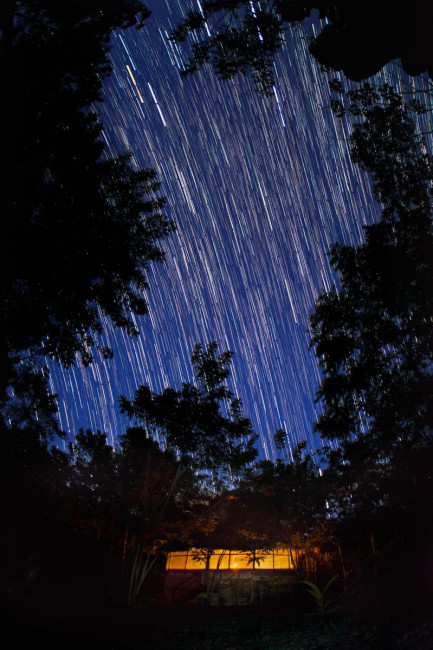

left=49, top=1, right=433, bottom=460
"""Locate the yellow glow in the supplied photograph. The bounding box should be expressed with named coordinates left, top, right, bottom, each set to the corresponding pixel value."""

left=166, top=548, right=295, bottom=570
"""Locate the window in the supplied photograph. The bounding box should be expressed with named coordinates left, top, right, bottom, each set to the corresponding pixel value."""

left=166, top=548, right=294, bottom=570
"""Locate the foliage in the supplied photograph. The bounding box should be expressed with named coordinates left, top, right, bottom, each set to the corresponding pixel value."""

left=120, top=342, right=258, bottom=484
left=305, top=82, right=433, bottom=571
left=171, top=1, right=433, bottom=95
left=4, top=1, right=433, bottom=621
left=180, top=440, right=332, bottom=582
left=2, top=342, right=260, bottom=606
left=0, top=362, right=63, bottom=439
left=114, top=342, right=258, bottom=603
left=170, top=1, right=284, bottom=95
left=67, top=428, right=118, bottom=532
left=65, top=425, right=196, bottom=605
left=246, top=440, right=327, bottom=540
left=117, top=342, right=260, bottom=603
left=1, top=1, right=174, bottom=377
left=310, top=83, right=433, bottom=473
left=300, top=574, right=338, bottom=610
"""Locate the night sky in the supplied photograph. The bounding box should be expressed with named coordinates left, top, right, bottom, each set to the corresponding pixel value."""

left=49, top=1, right=432, bottom=461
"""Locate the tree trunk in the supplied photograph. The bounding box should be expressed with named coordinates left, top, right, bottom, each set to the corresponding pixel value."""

left=338, top=544, right=347, bottom=579
left=370, top=531, right=378, bottom=574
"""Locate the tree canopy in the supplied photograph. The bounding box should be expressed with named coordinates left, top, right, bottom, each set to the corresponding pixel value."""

left=171, top=1, right=433, bottom=94
left=1, top=1, right=174, bottom=380
left=120, top=342, right=258, bottom=484
left=310, top=83, right=433, bottom=472
left=64, top=343, right=259, bottom=605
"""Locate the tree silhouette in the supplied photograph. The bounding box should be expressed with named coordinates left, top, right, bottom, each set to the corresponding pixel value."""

left=120, top=342, right=258, bottom=484
left=171, top=1, right=433, bottom=94
left=117, top=342, right=258, bottom=603
left=310, top=83, right=433, bottom=472
left=1, top=1, right=174, bottom=383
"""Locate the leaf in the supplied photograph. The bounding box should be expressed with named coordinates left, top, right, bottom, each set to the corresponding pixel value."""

left=300, top=580, right=323, bottom=602
left=322, top=574, right=339, bottom=595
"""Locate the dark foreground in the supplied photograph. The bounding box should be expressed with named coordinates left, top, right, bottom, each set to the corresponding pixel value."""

left=3, top=574, right=433, bottom=650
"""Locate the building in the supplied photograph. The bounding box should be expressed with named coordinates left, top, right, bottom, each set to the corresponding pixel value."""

left=164, top=547, right=303, bottom=605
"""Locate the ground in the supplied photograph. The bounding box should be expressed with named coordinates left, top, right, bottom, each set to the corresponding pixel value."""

left=3, top=568, right=433, bottom=650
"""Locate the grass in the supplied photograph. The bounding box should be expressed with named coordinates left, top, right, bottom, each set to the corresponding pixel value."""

left=123, top=607, right=426, bottom=650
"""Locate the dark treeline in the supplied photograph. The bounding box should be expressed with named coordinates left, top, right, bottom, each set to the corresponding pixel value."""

left=2, top=1, right=433, bottom=642
left=2, top=341, right=258, bottom=606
